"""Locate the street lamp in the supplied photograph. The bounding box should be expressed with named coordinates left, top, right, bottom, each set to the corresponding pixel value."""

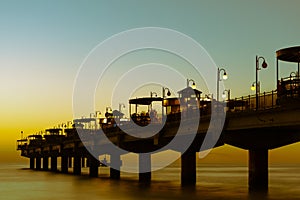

left=254, top=55, right=268, bottom=110
left=222, top=89, right=230, bottom=101
left=95, top=111, right=101, bottom=117
left=106, top=106, right=112, bottom=113
left=187, top=79, right=196, bottom=89
left=95, top=111, right=101, bottom=130
left=150, top=91, right=158, bottom=98
left=119, top=103, right=125, bottom=113
left=67, top=121, right=72, bottom=128
left=217, top=68, right=228, bottom=102
left=162, top=87, right=171, bottom=98
left=90, top=113, right=95, bottom=118
left=251, top=81, right=260, bottom=91
left=290, top=71, right=297, bottom=80
left=204, top=94, right=212, bottom=101
left=162, top=87, right=171, bottom=120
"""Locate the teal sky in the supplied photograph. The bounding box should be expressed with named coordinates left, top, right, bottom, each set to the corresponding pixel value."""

left=1, top=0, right=300, bottom=161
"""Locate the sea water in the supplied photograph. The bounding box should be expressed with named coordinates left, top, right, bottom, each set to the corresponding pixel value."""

left=1, top=163, right=300, bottom=200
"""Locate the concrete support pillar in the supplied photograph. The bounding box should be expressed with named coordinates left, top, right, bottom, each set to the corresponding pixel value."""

left=181, top=151, right=196, bottom=186
left=110, top=154, right=121, bottom=179
left=139, top=154, right=151, bottom=183
left=61, top=155, right=68, bottom=174
left=81, top=157, right=85, bottom=168
left=68, top=157, right=72, bottom=168
left=89, top=156, right=99, bottom=177
left=30, top=157, right=35, bottom=169
left=43, top=157, right=49, bottom=171
left=86, top=158, right=90, bottom=167
left=36, top=157, right=41, bottom=170
left=73, top=155, right=81, bottom=175
left=51, top=156, right=57, bottom=172
left=249, top=149, right=269, bottom=191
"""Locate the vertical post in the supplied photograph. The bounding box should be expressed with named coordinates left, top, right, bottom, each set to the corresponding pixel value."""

left=297, top=61, right=300, bottom=79
left=36, top=156, right=41, bottom=170
left=81, top=157, right=85, bottom=168
left=276, top=58, right=279, bottom=90
left=50, top=156, right=57, bottom=172
left=241, top=96, right=244, bottom=111
left=139, top=154, right=151, bottom=183
left=162, top=88, right=165, bottom=120
left=30, top=157, right=35, bottom=169
left=217, top=68, right=220, bottom=102
left=272, top=90, right=274, bottom=108
left=263, top=92, right=266, bottom=109
left=89, top=155, right=99, bottom=177
left=68, top=157, right=72, bottom=168
left=73, top=155, right=81, bottom=175
left=43, top=156, right=49, bottom=171
left=135, top=104, right=137, bottom=114
left=61, top=155, right=68, bottom=174
left=110, top=154, right=121, bottom=179
left=249, top=149, right=269, bottom=191
left=86, top=157, right=90, bottom=167
left=181, top=151, right=196, bottom=186
left=256, top=56, right=259, bottom=110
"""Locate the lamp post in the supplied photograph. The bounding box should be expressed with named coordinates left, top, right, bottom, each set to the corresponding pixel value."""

left=255, top=56, right=268, bottom=110
left=150, top=91, right=158, bottom=98
left=217, top=68, right=228, bottom=102
left=251, top=81, right=260, bottom=91
left=119, top=103, right=125, bottom=113
left=162, top=87, right=171, bottom=120
left=186, top=79, right=196, bottom=88
left=90, top=113, right=96, bottom=130
left=222, top=89, right=230, bottom=101
left=95, top=111, right=101, bottom=130
left=290, top=71, right=297, bottom=80
left=106, top=106, right=112, bottom=113
left=204, top=94, right=212, bottom=101
left=162, top=87, right=171, bottom=98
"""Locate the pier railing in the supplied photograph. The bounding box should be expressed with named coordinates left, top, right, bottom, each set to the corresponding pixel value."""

left=225, top=90, right=278, bottom=112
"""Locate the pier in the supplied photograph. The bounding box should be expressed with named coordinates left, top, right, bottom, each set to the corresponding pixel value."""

left=17, top=46, right=300, bottom=191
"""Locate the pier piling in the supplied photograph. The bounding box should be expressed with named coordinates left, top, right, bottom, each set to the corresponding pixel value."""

left=139, top=154, right=151, bottom=183
left=50, top=156, right=57, bottom=172
left=61, top=155, right=68, bottom=173
left=249, top=149, right=269, bottom=191
left=36, top=156, right=41, bottom=170
left=89, top=156, right=99, bottom=177
left=110, top=154, right=121, bottom=179
left=42, top=156, right=49, bottom=171
left=181, top=150, right=196, bottom=186
left=30, top=157, right=35, bottom=169
left=73, top=155, right=81, bottom=175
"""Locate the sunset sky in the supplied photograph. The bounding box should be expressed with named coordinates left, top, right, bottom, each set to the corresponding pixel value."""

left=1, top=0, right=300, bottom=164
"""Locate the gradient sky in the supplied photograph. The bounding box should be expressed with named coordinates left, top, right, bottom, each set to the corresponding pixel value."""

left=1, top=0, right=300, bottom=163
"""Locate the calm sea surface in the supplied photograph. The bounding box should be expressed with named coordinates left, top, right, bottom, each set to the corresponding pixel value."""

left=1, top=163, right=300, bottom=200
